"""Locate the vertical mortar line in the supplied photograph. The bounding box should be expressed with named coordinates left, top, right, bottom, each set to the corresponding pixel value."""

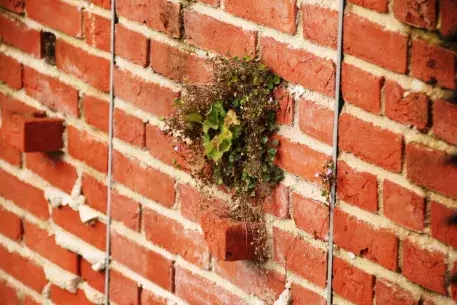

left=326, top=0, right=346, bottom=303
left=104, top=0, right=117, bottom=303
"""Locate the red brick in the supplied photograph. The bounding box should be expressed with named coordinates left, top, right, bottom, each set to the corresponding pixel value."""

left=383, top=180, right=425, bottom=231
left=22, top=296, right=40, bottom=305
left=0, top=53, right=22, bottom=90
left=0, top=245, right=47, bottom=292
left=117, top=0, right=180, bottom=37
left=433, top=99, right=457, bottom=145
left=83, top=12, right=110, bottom=52
left=334, top=209, right=399, bottom=270
left=0, top=138, right=21, bottom=166
left=113, top=151, right=176, bottom=207
left=115, top=24, right=149, bottom=67
left=50, top=286, right=92, bottom=305
left=215, top=260, right=285, bottom=303
left=175, top=266, right=245, bottom=305
left=273, top=228, right=327, bottom=287
left=440, top=0, right=457, bottom=37
left=83, top=95, right=109, bottom=132
left=333, top=258, right=374, bottom=305
left=275, top=135, right=329, bottom=183
left=0, top=93, right=40, bottom=118
left=114, top=68, right=179, bottom=117
left=224, top=0, right=296, bottom=34
left=52, top=205, right=106, bottom=250
left=344, top=14, right=408, bottom=73
left=411, top=40, right=456, bottom=90
left=0, top=168, right=48, bottom=219
left=0, top=207, right=21, bottom=241
left=453, top=262, right=457, bottom=301
left=393, top=0, right=436, bottom=30
left=339, top=114, right=403, bottom=172
left=26, top=152, right=77, bottom=193
left=431, top=201, right=457, bottom=248
left=402, top=238, right=447, bottom=294
left=298, top=99, right=334, bottom=144
left=80, top=258, right=104, bottom=293
left=337, top=161, right=378, bottom=212
left=82, top=174, right=106, bottom=213
left=110, top=270, right=140, bottom=305
left=56, top=40, right=110, bottom=92
left=261, top=37, right=335, bottom=96
left=274, top=88, right=294, bottom=126
left=292, top=193, right=329, bottom=240
left=348, top=0, right=388, bottom=12
left=111, top=191, right=141, bottom=231
left=67, top=126, right=108, bottom=173
left=114, top=109, right=145, bottom=147
left=0, top=280, right=19, bottom=305
left=23, top=221, right=79, bottom=274
left=302, top=5, right=338, bottom=48
left=184, top=10, right=256, bottom=57
left=88, top=0, right=110, bottom=9
left=26, top=0, right=82, bottom=37
left=341, top=63, right=383, bottom=114
left=150, top=40, right=213, bottom=84
left=143, top=208, right=209, bottom=268
left=406, top=143, right=457, bottom=199
left=375, top=279, right=418, bottom=305
left=0, top=14, right=41, bottom=58
left=0, top=0, right=24, bottom=12
left=23, top=67, right=79, bottom=117
left=141, top=290, right=167, bottom=305
left=291, top=283, right=326, bottom=305
left=111, top=231, right=173, bottom=290
left=263, top=184, right=290, bottom=219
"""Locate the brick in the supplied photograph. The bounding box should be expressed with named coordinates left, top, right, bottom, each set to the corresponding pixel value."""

left=292, top=193, right=329, bottom=240
left=143, top=208, right=209, bottom=268
left=333, top=258, right=374, bottom=305
left=383, top=180, right=425, bottom=231
left=0, top=168, right=48, bottom=219
left=111, top=191, right=140, bottom=231
left=274, top=88, right=294, bottom=126
left=339, top=114, right=403, bottom=172
left=82, top=174, right=106, bottom=213
left=184, top=10, right=256, bottom=57
left=263, top=184, right=289, bottom=219
left=344, top=14, right=408, bottom=73
left=26, top=0, right=82, bottom=37
left=150, top=40, right=213, bottom=84
left=341, top=63, right=383, bottom=114
left=0, top=0, right=24, bottom=12
left=432, top=99, right=457, bottom=145
left=453, top=262, right=457, bottom=301
left=50, top=286, right=92, bottom=305
left=440, top=0, right=457, bottom=37
left=23, top=221, right=79, bottom=274
left=0, top=14, right=41, bottom=58
left=402, top=239, right=447, bottom=294
left=337, top=161, right=378, bottom=212
left=22, top=296, right=40, bottom=305
left=0, top=53, right=22, bottom=90
left=375, top=279, right=418, bottom=305
left=302, top=5, right=338, bottom=48
left=115, top=24, right=149, bottom=67
left=334, top=209, right=399, bottom=270
left=411, top=40, right=456, bottom=89
left=261, top=37, right=335, bottom=96
left=0, top=207, right=21, bottom=241
left=111, top=231, right=173, bottom=290
left=431, top=202, right=457, bottom=248
left=114, top=109, right=145, bottom=147
left=141, top=290, right=167, bottom=305
left=275, top=135, right=329, bottom=183
left=88, top=0, right=110, bottom=9
left=348, top=0, right=388, bottom=12
left=393, top=0, right=436, bottom=30
left=80, top=258, right=104, bottom=293
left=0, top=280, right=19, bottom=305
left=114, top=68, right=179, bottom=117
left=26, top=153, right=77, bottom=193
left=83, top=12, right=110, bottom=52
left=291, top=284, right=326, bottom=305
left=406, top=143, right=457, bottom=199
left=23, top=67, right=79, bottom=117
left=0, top=245, right=47, bottom=292
left=67, top=126, right=108, bottom=173
left=56, top=39, right=110, bottom=92
left=225, top=0, right=296, bottom=34
left=175, top=266, right=245, bottom=305
left=113, top=151, right=176, bottom=207
left=117, top=0, right=180, bottom=37
left=215, top=261, right=285, bottom=303
left=83, top=95, right=109, bottom=132
left=298, top=99, right=334, bottom=144
left=110, top=270, right=140, bottom=305
left=53, top=205, right=106, bottom=250
left=0, top=138, right=21, bottom=166
left=273, top=228, right=327, bottom=287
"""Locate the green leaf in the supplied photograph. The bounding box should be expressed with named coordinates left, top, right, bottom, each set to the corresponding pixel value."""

left=185, top=112, right=203, bottom=123
left=274, top=75, right=281, bottom=84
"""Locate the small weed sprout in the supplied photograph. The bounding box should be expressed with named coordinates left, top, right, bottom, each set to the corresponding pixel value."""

left=315, top=160, right=335, bottom=205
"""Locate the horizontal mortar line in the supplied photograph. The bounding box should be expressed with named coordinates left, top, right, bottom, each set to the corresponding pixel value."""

left=289, top=84, right=336, bottom=110
left=0, top=269, right=49, bottom=305
left=79, top=282, right=105, bottom=305
left=298, top=0, right=340, bottom=10
left=61, top=0, right=112, bottom=18
left=278, top=125, right=333, bottom=155
left=0, top=196, right=50, bottom=231
left=332, top=294, right=355, bottom=305
left=114, top=97, right=164, bottom=126
left=282, top=172, right=327, bottom=203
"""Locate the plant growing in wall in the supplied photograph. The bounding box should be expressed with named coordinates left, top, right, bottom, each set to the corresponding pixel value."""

left=165, top=56, right=284, bottom=263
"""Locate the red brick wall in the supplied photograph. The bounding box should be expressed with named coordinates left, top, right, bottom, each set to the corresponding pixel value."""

left=0, top=0, right=456, bottom=304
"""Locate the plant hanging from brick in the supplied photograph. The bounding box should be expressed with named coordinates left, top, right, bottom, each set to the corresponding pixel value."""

left=165, top=56, right=284, bottom=263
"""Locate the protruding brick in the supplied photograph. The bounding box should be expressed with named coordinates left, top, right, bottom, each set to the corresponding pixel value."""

left=393, top=0, right=436, bottom=29
left=109, top=270, right=139, bottom=305
left=83, top=12, right=110, bottom=52
left=431, top=202, right=457, bottom=248
left=0, top=0, right=24, bottom=12
left=348, top=0, right=388, bottom=12
left=432, top=99, right=457, bottom=145
left=0, top=53, right=22, bottom=90
left=440, top=0, right=457, bottom=37
left=115, top=24, right=149, bottom=67
left=302, top=5, right=338, bottom=48
left=0, top=14, right=41, bottom=58
left=375, top=279, right=419, bottom=305
left=298, top=99, right=334, bottom=144
left=0, top=207, right=22, bottom=241
left=292, top=193, right=329, bottom=240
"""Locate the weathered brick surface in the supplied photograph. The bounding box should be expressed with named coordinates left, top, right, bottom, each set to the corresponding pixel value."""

left=393, top=0, right=437, bottom=30
left=0, top=14, right=41, bottom=57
